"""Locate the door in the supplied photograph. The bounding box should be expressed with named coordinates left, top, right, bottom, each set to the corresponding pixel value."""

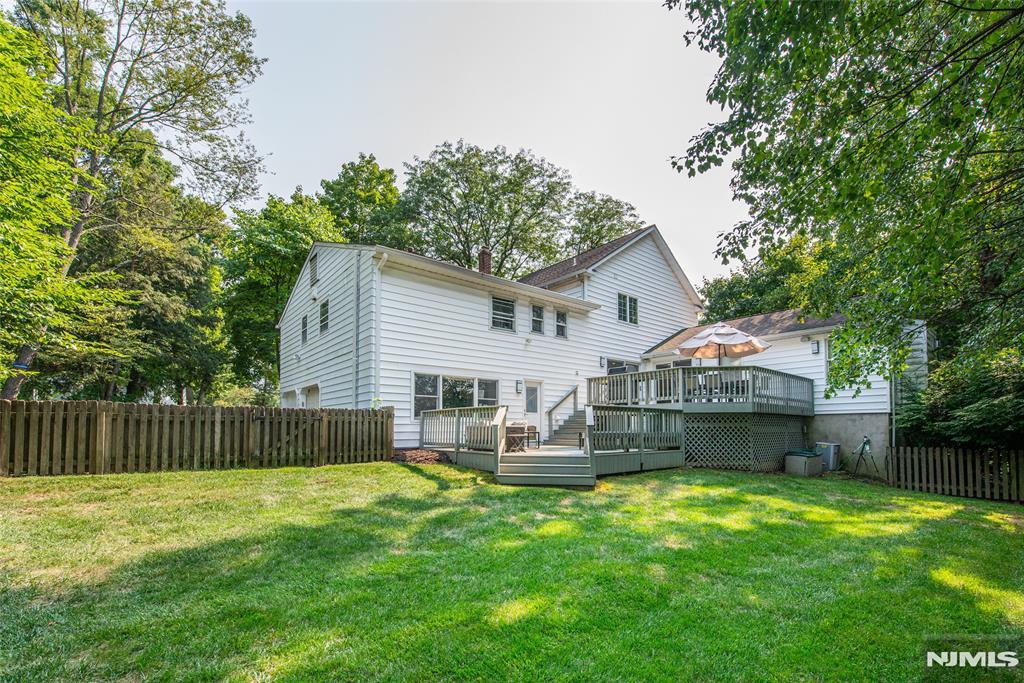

left=524, top=381, right=542, bottom=434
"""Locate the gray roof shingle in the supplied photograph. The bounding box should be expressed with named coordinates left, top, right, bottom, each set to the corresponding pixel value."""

left=646, top=308, right=846, bottom=354
left=517, top=227, right=652, bottom=288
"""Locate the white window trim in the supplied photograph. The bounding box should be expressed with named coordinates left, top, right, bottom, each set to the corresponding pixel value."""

left=319, top=299, right=330, bottom=335
left=490, top=295, right=516, bottom=333
left=617, top=293, right=639, bottom=325
left=410, top=371, right=502, bottom=420
left=530, top=304, right=545, bottom=335
left=555, top=310, right=568, bottom=339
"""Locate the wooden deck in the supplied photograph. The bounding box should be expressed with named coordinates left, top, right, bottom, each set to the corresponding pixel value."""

left=586, top=366, right=815, bottom=417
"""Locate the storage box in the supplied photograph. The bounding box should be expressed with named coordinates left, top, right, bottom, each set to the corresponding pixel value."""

left=785, top=453, right=823, bottom=477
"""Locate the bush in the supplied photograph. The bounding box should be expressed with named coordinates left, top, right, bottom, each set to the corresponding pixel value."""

left=898, top=349, right=1024, bottom=448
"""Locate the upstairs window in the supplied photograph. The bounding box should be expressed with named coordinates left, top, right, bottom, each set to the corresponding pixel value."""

left=491, top=296, right=515, bottom=331
left=301, top=315, right=308, bottom=345
left=319, top=300, right=329, bottom=334
left=531, top=305, right=544, bottom=334
left=309, top=253, right=318, bottom=286
left=555, top=310, right=568, bottom=338
left=618, top=293, right=638, bottom=324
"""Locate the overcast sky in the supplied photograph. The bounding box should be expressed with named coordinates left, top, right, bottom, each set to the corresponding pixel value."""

left=229, top=0, right=748, bottom=283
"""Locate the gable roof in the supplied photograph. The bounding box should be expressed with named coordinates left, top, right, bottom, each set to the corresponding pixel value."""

left=517, top=225, right=703, bottom=308
left=645, top=308, right=846, bottom=354
left=518, top=227, right=652, bottom=287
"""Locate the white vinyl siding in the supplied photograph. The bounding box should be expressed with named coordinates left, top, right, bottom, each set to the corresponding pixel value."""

left=278, top=246, right=377, bottom=409
left=377, top=233, right=700, bottom=446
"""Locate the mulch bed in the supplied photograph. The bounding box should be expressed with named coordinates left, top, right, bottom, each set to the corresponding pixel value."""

left=391, top=448, right=450, bottom=465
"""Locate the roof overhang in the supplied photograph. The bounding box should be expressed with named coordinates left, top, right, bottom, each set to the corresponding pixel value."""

left=642, top=324, right=840, bottom=359
left=321, top=243, right=601, bottom=314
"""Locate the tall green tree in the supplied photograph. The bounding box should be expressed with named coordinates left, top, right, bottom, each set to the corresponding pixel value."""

left=319, top=153, right=412, bottom=248
left=671, top=0, right=1024, bottom=392
left=563, top=191, right=644, bottom=256
left=4, top=0, right=264, bottom=398
left=222, top=189, right=341, bottom=400
left=400, top=140, right=572, bottom=279
left=0, top=16, right=127, bottom=385
left=699, top=236, right=814, bottom=322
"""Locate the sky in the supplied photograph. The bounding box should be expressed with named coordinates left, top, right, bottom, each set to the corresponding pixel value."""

left=228, top=0, right=748, bottom=284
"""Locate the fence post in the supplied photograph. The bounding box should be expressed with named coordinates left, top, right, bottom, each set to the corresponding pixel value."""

left=0, top=400, right=9, bottom=476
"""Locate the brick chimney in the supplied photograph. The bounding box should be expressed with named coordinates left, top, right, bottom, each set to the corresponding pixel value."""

left=477, top=246, right=492, bottom=275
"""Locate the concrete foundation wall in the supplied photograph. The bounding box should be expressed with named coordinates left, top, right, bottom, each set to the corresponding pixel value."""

left=808, top=413, right=890, bottom=478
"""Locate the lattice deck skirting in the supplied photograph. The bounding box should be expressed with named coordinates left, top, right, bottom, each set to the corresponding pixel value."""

left=683, top=414, right=805, bottom=472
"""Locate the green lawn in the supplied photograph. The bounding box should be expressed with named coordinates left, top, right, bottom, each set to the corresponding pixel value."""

left=1, top=464, right=1022, bottom=681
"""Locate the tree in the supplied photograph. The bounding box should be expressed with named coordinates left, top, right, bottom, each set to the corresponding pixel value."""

left=670, top=0, right=1024, bottom=393
left=319, top=153, right=412, bottom=248
left=4, top=0, right=264, bottom=398
left=401, top=140, right=571, bottom=279
left=0, top=16, right=127, bottom=385
left=698, top=235, right=813, bottom=322
left=563, top=191, right=644, bottom=256
left=222, top=189, right=341, bottom=400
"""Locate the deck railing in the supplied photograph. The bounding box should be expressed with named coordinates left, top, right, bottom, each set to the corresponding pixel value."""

left=586, top=366, right=814, bottom=416
left=419, top=405, right=508, bottom=472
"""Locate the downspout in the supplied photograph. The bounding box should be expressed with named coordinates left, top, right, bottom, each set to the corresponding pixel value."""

left=373, top=252, right=388, bottom=405
left=352, top=253, right=362, bottom=407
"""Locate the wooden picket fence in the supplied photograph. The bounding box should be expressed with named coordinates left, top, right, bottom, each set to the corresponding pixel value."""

left=0, top=400, right=394, bottom=477
left=887, top=446, right=1023, bottom=504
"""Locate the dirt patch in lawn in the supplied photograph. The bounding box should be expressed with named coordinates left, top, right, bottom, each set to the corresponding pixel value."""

left=392, top=449, right=450, bottom=465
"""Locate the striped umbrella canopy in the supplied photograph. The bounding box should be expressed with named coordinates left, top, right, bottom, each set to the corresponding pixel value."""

left=674, top=322, right=771, bottom=360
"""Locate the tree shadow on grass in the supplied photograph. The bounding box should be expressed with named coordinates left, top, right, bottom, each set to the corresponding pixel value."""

left=2, top=467, right=1023, bottom=681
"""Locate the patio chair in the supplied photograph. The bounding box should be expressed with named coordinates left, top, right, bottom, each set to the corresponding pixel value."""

left=505, top=421, right=528, bottom=452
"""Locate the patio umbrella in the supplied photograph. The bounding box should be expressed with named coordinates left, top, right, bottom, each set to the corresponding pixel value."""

left=674, top=322, right=771, bottom=362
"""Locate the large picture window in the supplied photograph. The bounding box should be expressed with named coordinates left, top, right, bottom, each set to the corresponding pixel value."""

left=491, top=296, right=515, bottom=331
left=413, top=373, right=500, bottom=417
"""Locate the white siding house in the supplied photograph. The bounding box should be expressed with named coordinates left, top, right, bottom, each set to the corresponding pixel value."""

left=278, top=226, right=703, bottom=447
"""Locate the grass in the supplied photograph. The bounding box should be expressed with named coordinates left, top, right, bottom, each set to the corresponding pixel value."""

left=1, top=464, right=1022, bottom=682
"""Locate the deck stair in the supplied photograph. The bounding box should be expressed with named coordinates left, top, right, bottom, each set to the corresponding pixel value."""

left=495, top=445, right=595, bottom=487
left=545, top=410, right=587, bottom=447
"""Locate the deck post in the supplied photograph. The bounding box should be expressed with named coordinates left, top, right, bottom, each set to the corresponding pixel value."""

left=453, top=409, right=462, bottom=463
left=638, top=408, right=646, bottom=470
left=419, top=413, right=425, bottom=449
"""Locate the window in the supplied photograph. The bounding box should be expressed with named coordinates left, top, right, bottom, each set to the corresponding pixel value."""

left=414, top=373, right=439, bottom=417
left=301, top=315, right=308, bottom=345
left=491, top=296, right=515, bottom=331
left=525, top=385, right=539, bottom=413
left=319, top=300, right=329, bottom=334
left=607, top=359, right=639, bottom=376
left=477, top=379, right=499, bottom=406
left=309, top=253, right=318, bottom=286
left=413, top=373, right=500, bottom=417
left=555, top=310, right=567, bottom=338
left=531, top=305, right=544, bottom=334
left=617, top=293, right=638, bottom=324
left=656, top=360, right=692, bottom=369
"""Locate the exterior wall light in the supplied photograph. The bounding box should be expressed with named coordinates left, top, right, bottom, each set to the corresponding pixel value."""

left=599, top=356, right=606, bottom=368
left=515, top=380, right=523, bottom=394
left=811, top=340, right=821, bottom=354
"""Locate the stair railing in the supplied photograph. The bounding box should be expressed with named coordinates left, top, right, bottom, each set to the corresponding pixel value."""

left=545, top=385, right=579, bottom=441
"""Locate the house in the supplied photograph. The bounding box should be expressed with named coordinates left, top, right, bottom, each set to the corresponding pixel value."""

left=277, top=226, right=701, bottom=447
left=276, top=226, right=926, bottom=466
